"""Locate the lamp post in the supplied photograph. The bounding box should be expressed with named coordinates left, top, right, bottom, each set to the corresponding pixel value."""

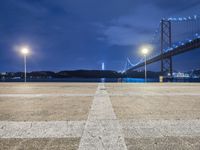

left=20, top=48, right=29, bottom=82
left=141, top=48, right=149, bottom=82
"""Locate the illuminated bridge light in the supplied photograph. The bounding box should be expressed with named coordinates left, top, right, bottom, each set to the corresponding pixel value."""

left=188, top=39, right=192, bottom=42
left=179, top=18, right=183, bottom=21
left=168, top=18, right=176, bottom=21
left=168, top=48, right=173, bottom=51
left=171, top=18, right=176, bottom=21
left=172, top=44, right=177, bottom=48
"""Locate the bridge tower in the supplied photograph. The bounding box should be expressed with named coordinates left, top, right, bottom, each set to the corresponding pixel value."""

left=160, top=19, right=173, bottom=76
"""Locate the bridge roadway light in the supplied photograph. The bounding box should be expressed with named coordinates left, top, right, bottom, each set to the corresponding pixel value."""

left=20, top=47, right=30, bottom=83
left=141, top=48, right=149, bottom=83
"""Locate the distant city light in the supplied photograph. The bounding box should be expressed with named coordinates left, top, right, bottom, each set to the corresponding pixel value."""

left=102, top=62, right=105, bottom=70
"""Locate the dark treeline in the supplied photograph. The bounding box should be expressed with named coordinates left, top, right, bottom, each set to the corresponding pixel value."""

left=0, top=70, right=161, bottom=79
left=1, top=69, right=200, bottom=79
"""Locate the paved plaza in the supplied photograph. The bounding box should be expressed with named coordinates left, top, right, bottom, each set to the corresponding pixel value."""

left=0, top=83, right=200, bottom=149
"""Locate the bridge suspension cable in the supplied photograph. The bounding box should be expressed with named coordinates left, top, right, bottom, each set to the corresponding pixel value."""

left=126, top=14, right=200, bottom=75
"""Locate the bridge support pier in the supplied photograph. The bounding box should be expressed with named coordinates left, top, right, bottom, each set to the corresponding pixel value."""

left=161, top=19, right=173, bottom=77
left=170, top=56, right=173, bottom=76
left=161, top=56, right=173, bottom=76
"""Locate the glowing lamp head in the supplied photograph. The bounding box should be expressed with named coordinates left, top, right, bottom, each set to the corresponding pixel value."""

left=141, top=48, right=149, bottom=55
left=21, top=48, right=29, bottom=55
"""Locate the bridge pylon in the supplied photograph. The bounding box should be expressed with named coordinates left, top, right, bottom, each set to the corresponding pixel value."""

left=160, top=19, right=173, bottom=76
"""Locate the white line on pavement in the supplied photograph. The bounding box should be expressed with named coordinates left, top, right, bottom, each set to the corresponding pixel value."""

left=0, top=94, right=94, bottom=97
left=2, top=93, right=200, bottom=98
left=0, top=119, right=200, bottom=139
left=109, top=93, right=200, bottom=96
left=78, top=83, right=127, bottom=150
left=0, top=121, right=85, bottom=138
left=121, top=119, right=200, bottom=138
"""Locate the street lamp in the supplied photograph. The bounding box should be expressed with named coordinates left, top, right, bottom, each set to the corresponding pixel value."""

left=20, top=47, right=29, bottom=82
left=141, top=48, right=149, bottom=82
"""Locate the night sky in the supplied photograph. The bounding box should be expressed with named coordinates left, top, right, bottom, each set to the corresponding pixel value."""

left=0, top=0, right=200, bottom=72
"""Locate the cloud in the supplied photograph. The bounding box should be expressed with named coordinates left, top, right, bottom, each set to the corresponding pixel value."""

left=97, top=3, right=163, bottom=46
left=99, top=25, right=151, bottom=46
left=153, top=0, right=200, bottom=12
left=97, top=0, right=200, bottom=46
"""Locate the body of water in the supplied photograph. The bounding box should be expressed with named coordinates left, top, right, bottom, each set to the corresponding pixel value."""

left=0, top=78, right=200, bottom=82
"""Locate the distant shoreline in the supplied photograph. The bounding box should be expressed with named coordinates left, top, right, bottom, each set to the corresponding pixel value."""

left=1, top=77, right=200, bottom=83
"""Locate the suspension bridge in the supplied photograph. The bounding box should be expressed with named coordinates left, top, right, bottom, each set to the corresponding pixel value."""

left=125, top=15, right=200, bottom=76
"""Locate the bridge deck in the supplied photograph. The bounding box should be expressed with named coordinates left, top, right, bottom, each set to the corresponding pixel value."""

left=127, top=38, right=200, bottom=71
left=0, top=83, right=200, bottom=149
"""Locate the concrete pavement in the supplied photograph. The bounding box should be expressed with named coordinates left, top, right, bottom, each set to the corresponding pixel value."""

left=0, top=83, right=200, bottom=150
